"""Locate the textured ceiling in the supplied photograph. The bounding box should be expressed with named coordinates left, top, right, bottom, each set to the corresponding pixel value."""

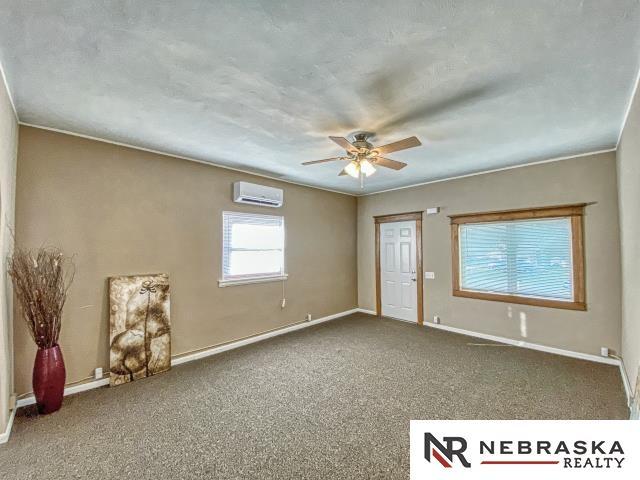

left=1, top=1, right=639, bottom=194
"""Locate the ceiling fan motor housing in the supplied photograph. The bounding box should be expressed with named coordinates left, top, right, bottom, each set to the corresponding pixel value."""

left=352, top=133, right=374, bottom=151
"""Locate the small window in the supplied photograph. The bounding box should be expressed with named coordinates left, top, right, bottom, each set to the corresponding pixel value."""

left=220, top=211, right=285, bottom=286
left=450, top=204, right=585, bottom=310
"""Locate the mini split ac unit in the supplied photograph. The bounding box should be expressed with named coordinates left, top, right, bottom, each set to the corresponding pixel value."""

left=233, top=181, right=283, bottom=208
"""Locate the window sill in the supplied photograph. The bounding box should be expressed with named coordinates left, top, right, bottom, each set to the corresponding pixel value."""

left=453, top=289, right=586, bottom=311
left=218, top=274, right=288, bottom=288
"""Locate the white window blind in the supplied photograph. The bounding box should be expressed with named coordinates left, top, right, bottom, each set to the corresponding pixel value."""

left=222, top=211, right=285, bottom=281
left=459, top=217, right=573, bottom=301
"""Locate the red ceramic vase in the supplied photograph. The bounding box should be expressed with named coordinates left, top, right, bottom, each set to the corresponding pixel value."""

left=33, top=344, right=66, bottom=414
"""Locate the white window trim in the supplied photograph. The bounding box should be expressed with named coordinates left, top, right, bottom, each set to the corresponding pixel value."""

left=218, top=273, right=288, bottom=288
left=220, top=211, right=286, bottom=287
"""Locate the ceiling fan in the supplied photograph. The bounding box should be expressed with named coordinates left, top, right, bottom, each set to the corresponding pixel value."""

left=302, top=133, right=422, bottom=187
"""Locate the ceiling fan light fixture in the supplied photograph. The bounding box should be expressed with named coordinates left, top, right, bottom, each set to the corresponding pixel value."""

left=360, top=159, right=376, bottom=177
left=344, top=160, right=360, bottom=178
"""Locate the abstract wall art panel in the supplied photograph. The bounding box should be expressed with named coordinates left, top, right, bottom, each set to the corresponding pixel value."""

left=109, top=273, right=171, bottom=386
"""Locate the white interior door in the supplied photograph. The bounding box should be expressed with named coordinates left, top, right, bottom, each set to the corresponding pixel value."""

left=380, top=220, right=418, bottom=322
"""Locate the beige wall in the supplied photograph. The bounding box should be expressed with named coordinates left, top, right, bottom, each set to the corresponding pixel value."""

left=14, top=126, right=357, bottom=395
left=0, top=72, right=17, bottom=433
left=617, top=81, right=640, bottom=394
left=357, top=152, right=622, bottom=356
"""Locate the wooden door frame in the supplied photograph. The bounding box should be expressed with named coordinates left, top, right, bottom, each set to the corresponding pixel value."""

left=374, top=211, right=424, bottom=325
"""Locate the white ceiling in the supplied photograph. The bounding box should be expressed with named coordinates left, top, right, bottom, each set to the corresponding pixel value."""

left=1, top=0, right=639, bottom=194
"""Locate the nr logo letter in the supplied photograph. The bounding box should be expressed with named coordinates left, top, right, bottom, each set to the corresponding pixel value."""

left=424, top=433, right=471, bottom=468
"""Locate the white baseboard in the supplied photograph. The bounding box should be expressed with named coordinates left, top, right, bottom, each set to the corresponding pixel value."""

left=14, top=308, right=360, bottom=410
left=172, top=308, right=359, bottom=366
left=421, top=320, right=633, bottom=416
left=356, top=312, right=632, bottom=410
left=422, top=321, right=619, bottom=365
left=0, top=407, right=16, bottom=444
left=617, top=359, right=633, bottom=408
left=16, top=377, right=111, bottom=409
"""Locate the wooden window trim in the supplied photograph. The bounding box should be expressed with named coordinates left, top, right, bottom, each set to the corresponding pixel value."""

left=449, top=204, right=586, bottom=311
left=374, top=211, right=424, bottom=325
left=374, top=211, right=423, bottom=224
left=449, top=203, right=586, bottom=224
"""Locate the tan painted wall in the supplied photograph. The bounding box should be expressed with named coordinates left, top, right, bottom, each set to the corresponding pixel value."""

left=14, top=126, right=357, bottom=395
left=617, top=81, right=640, bottom=394
left=357, top=152, right=622, bottom=357
left=0, top=73, right=17, bottom=433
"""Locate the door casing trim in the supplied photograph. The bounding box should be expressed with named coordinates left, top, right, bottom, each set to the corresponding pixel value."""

left=374, top=211, right=424, bottom=325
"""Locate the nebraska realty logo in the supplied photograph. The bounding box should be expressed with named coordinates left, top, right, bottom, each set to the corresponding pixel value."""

left=410, top=421, right=638, bottom=479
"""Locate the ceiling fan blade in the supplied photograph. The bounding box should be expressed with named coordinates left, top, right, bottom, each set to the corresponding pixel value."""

left=373, top=157, right=408, bottom=170
left=374, top=136, right=421, bottom=155
left=329, top=136, right=359, bottom=153
left=301, top=157, right=344, bottom=166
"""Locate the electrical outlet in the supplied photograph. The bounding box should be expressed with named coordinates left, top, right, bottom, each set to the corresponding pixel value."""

left=433, top=315, right=440, bottom=324
left=600, top=347, right=609, bottom=357
left=306, top=313, right=312, bottom=321
left=94, top=367, right=103, bottom=379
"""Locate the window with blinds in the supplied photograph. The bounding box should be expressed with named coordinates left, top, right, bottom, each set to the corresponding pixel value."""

left=222, top=211, right=285, bottom=281
left=450, top=204, right=586, bottom=311
left=459, top=218, right=573, bottom=301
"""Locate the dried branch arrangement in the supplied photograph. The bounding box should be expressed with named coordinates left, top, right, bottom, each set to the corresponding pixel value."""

left=8, top=247, right=75, bottom=349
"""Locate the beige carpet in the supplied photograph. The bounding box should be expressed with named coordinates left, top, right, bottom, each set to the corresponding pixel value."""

left=0, top=314, right=628, bottom=479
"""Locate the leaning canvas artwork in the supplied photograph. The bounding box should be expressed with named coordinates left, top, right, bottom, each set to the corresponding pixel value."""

left=109, top=273, right=171, bottom=386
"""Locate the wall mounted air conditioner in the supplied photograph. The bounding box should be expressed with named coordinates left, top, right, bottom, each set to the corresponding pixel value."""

left=233, top=181, right=283, bottom=208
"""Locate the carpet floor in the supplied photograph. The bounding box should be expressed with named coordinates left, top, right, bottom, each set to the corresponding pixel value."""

left=0, top=313, right=628, bottom=479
